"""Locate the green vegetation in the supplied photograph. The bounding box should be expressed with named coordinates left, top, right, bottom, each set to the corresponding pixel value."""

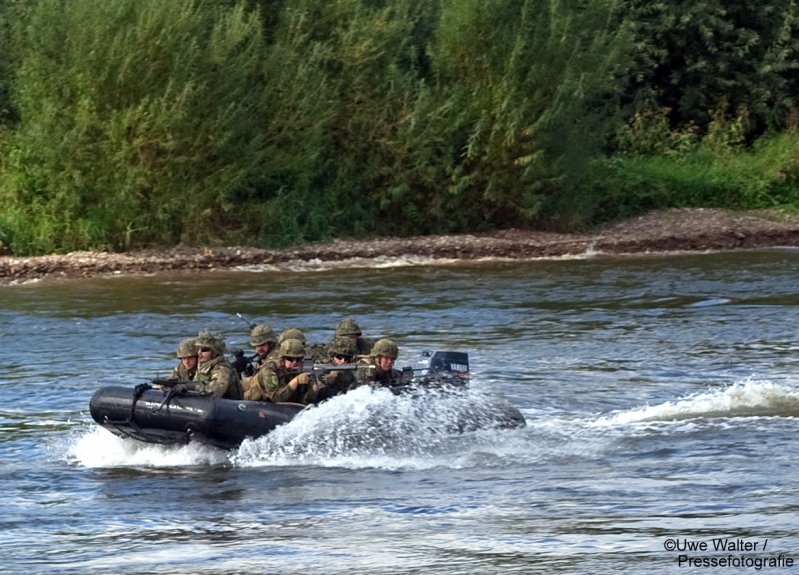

left=0, top=0, right=797, bottom=254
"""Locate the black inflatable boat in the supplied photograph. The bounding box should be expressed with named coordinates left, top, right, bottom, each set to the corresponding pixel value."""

left=89, top=351, right=526, bottom=450
left=90, top=386, right=305, bottom=450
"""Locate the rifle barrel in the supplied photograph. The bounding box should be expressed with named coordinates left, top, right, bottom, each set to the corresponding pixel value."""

left=151, top=378, right=192, bottom=387
left=236, top=312, right=257, bottom=330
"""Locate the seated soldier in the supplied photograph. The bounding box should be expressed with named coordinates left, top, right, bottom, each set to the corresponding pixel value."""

left=313, top=336, right=358, bottom=403
left=185, top=330, right=243, bottom=399
left=249, top=324, right=278, bottom=372
left=277, top=327, right=327, bottom=364
left=168, top=337, right=198, bottom=381
left=358, top=338, right=403, bottom=389
left=244, top=339, right=316, bottom=404
left=277, top=328, right=306, bottom=346
left=241, top=325, right=279, bottom=399
left=334, top=318, right=373, bottom=356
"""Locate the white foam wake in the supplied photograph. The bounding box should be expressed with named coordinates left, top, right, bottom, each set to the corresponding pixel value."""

left=234, top=255, right=460, bottom=273
left=593, top=380, right=799, bottom=426
left=233, top=252, right=601, bottom=274
left=65, top=425, right=229, bottom=467
left=231, top=386, right=525, bottom=470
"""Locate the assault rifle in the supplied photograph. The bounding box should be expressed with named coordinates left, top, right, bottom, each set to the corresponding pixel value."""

left=145, top=378, right=199, bottom=411
left=269, top=359, right=361, bottom=404
left=232, top=312, right=260, bottom=377
left=230, top=349, right=257, bottom=377
left=150, top=378, right=193, bottom=388
left=285, top=358, right=359, bottom=389
left=236, top=312, right=257, bottom=330
left=292, top=361, right=414, bottom=393
left=311, top=362, right=359, bottom=388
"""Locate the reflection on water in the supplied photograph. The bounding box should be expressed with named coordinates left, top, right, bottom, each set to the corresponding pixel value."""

left=2, top=250, right=799, bottom=573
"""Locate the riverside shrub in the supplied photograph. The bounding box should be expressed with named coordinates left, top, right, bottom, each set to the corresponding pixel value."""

left=0, top=0, right=265, bottom=253
left=579, top=129, right=799, bottom=223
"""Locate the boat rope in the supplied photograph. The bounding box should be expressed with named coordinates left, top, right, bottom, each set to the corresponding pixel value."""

left=131, top=383, right=151, bottom=421
left=100, top=384, right=190, bottom=445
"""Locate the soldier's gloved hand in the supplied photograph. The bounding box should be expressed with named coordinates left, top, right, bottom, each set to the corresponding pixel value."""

left=134, top=383, right=151, bottom=395
left=290, top=372, right=311, bottom=388
left=172, top=383, right=189, bottom=394
left=243, top=364, right=254, bottom=377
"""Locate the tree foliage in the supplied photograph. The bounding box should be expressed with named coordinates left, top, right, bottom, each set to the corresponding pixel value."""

left=0, top=0, right=797, bottom=254
left=0, top=0, right=266, bottom=252
left=621, top=0, right=799, bottom=135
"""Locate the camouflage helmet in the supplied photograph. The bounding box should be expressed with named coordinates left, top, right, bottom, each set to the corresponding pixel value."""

left=335, top=318, right=362, bottom=337
left=278, top=328, right=306, bottom=345
left=278, top=338, right=305, bottom=360
left=176, top=337, right=197, bottom=358
left=328, top=336, right=357, bottom=358
left=371, top=338, right=398, bottom=360
left=250, top=324, right=277, bottom=347
left=195, top=329, right=226, bottom=356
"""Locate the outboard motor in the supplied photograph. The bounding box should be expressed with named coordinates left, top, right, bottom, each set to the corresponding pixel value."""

left=414, top=350, right=469, bottom=376
left=413, top=351, right=469, bottom=388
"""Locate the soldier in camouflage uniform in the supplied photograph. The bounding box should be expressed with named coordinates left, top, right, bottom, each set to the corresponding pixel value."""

left=244, top=339, right=316, bottom=404
left=305, top=326, right=331, bottom=363
left=334, top=318, right=373, bottom=356
left=313, top=336, right=358, bottom=403
left=276, top=327, right=323, bottom=363
left=358, top=338, right=403, bottom=389
left=241, top=325, right=278, bottom=399
left=188, top=330, right=243, bottom=399
left=168, top=337, right=198, bottom=381
left=278, top=328, right=306, bottom=346
left=249, top=324, right=278, bottom=372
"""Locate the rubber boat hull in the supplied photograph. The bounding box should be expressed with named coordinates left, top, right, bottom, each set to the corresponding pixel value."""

left=90, top=386, right=305, bottom=450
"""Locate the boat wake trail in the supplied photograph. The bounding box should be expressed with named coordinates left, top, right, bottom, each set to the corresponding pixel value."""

left=591, top=379, right=799, bottom=426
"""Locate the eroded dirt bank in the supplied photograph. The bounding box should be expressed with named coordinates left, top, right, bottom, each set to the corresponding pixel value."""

left=3, top=208, right=799, bottom=283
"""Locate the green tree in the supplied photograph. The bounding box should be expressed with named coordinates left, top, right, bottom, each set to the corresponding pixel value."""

left=419, top=0, right=628, bottom=231
left=0, top=0, right=265, bottom=253
left=621, top=0, right=799, bottom=135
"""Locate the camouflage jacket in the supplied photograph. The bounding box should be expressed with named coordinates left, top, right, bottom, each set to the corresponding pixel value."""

left=168, top=362, right=196, bottom=381
left=251, top=367, right=316, bottom=404
left=192, top=355, right=242, bottom=399
left=252, top=351, right=276, bottom=372
left=242, top=357, right=279, bottom=401
left=274, top=367, right=318, bottom=404
left=357, top=366, right=404, bottom=390
left=314, top=368, right=356, bottom=403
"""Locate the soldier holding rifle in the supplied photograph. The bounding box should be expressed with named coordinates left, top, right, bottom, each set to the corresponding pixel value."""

left=244, top=339, right=316, bottom=403
left=155, top=330, right=243, bottom=399
left=167, top=337, right=198, bottom=381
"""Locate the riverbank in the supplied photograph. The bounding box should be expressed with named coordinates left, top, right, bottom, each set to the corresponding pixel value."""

left=2, top=207, right=799, bottom=284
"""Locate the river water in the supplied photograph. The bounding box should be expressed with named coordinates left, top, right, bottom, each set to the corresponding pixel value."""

left=2, top=250, right=799, bottom=574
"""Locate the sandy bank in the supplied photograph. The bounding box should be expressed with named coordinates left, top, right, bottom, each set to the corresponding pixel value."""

left=2, top=208, right=799, bottom=283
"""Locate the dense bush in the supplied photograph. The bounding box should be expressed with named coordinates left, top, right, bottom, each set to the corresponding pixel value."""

left=0, top=0, right=797, bottom=254
left=620, top=0, right=799, bottom=136
left=0, top=0, right=266, bottom=252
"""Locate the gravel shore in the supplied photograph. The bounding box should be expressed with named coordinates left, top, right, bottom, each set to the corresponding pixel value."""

left=3, top=208, right=799, bottom=284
